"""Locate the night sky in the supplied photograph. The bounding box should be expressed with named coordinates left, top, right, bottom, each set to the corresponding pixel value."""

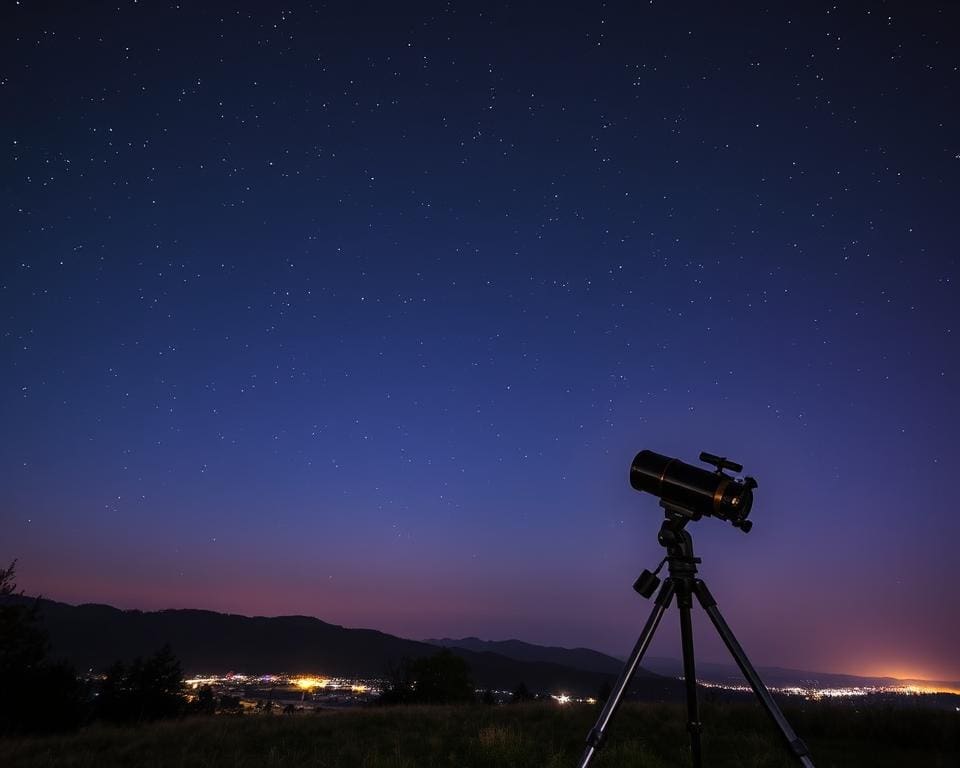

left=3, top=2, right=959, bottom=683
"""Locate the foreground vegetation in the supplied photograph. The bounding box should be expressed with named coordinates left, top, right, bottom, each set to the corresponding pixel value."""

left=2, top=699, right=957, bottom=768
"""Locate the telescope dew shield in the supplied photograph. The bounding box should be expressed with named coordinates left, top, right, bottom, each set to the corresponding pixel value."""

left=630, top=450, right=756, bottom=531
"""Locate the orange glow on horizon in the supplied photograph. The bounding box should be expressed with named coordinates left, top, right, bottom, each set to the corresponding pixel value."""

left=850, top=664, right=959, bottom=694
left=897, top=682, right=960, bottom=695
left=294, top=676, right=328, bottom=690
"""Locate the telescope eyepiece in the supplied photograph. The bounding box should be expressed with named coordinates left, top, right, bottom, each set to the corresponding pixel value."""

left=630, top=450, right=756, bottom=531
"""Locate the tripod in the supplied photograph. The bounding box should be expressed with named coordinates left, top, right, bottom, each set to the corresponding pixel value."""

left=577, top=515, right=815, bottom=768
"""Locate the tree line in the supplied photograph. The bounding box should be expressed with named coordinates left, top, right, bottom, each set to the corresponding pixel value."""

left=0, top=561, right=207, bottom=734
left=2, top=561, right=596, bottom=735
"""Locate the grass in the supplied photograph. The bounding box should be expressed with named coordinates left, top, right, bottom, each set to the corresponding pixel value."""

left=1, top=700, right=957, bottom=768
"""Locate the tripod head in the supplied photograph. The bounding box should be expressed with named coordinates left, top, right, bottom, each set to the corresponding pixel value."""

left=629, top=449, right=758, bottom=597
left=633, top=515, right=700, bottom=597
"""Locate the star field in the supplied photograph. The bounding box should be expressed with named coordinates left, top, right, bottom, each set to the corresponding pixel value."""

left=2, top=2, right=959, bottom=681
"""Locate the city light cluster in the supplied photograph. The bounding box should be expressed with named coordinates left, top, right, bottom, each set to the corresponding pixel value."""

left=696, top=679, right=958, bottom=701
left=550, top=693, right=597, bottom=705
left=179, top=671, right=957, bottom=714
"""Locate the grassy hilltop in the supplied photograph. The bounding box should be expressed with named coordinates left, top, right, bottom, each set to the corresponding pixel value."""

left=1, top=701, right=957, bottom=768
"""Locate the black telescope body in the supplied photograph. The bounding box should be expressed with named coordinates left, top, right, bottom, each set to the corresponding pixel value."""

left=630, top=450, right=756, bottom=531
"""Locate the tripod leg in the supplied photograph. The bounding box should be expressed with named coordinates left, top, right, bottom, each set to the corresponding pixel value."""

left=694, top=580, right=816, bottom=768
left=677, top=586, right=703, bottom=768
left=576, top=579, right=676, bottom=768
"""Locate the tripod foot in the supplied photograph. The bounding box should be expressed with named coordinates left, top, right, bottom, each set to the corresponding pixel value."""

left=695, top=579, right=815, bottom=767
left=575, top=580, right=675, bottom=768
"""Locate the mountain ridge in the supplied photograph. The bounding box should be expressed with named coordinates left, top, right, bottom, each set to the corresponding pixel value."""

left=427, top=637, right=960, bottom=692
left=425, top=636, right=624, bottom=676
left=6, top=596, right=681, bottom=699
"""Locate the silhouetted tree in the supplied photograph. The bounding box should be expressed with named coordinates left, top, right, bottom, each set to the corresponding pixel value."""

left=96, top=644, right=186, bottom=723
left=190, top=684, right=215, bottom=715
left=0, top=561, right=86, bottom=734
left=410, top=649, right=474, bottom=703
left=378, top=658, right=411, bottom=705
left=511, top=681, right=534, bottom=703
left=0, top=562, right=46, bottom=673
left=379, top=650, right=474, bottom=704
left=480, top=688, right=496, bottom=705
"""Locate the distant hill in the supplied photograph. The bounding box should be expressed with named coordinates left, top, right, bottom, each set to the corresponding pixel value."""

left=639, top=656, right=960, bottom=693
left=8, top=596, right=682, bottom=700
left=427, top=638, right=960, bottom=694
left=425, top=637, right=625, bottom=676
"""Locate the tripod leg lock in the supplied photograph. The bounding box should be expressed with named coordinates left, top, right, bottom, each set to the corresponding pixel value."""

left=789, top=737, right=811, bottom=757
left=586, top=727, right=605, bottom=750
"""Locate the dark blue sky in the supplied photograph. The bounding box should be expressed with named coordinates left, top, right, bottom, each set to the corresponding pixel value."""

left=3, top=1, right=959, bottom=681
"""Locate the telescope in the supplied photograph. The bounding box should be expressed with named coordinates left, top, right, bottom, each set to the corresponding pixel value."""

left=630, top=450, right=757, bottom=532
left=575, top=449, right=816, bottom=768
